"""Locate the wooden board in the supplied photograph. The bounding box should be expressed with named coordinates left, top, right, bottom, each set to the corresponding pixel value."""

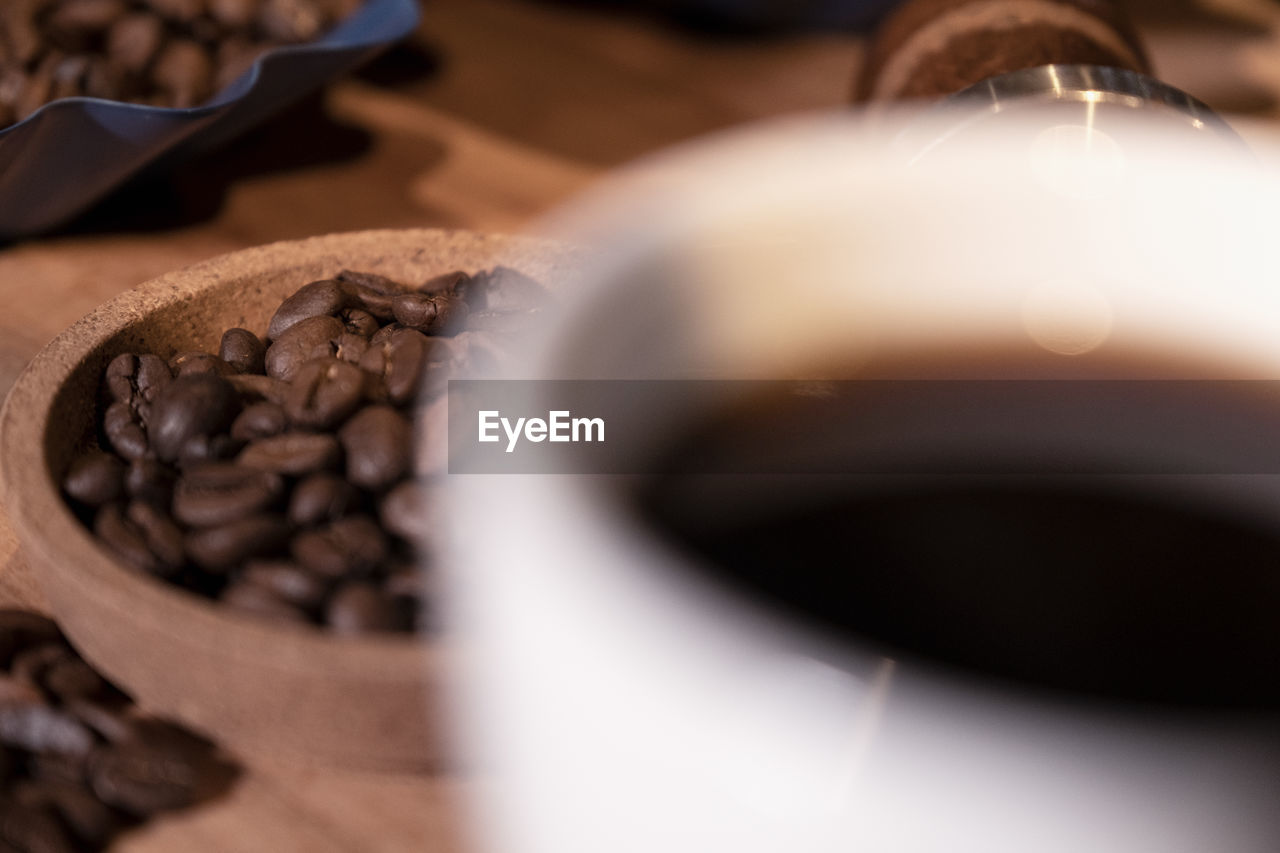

left=1, top=0, right=1278, bottom=847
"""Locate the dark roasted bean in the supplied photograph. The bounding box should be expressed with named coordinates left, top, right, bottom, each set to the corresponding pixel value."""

left=259, top=0, right=327, bottom=42
left=89, top=720, right=237, bottom=816
left=325, top=582, right=399, bottom=634
left=0, top=799, right=78, bottom=853
left=0, top=612, right=63, bottom=668
left=291, top=515, right=387, bottom=578
left=359, top=327, right=431, bottom=405
left=107, top=13, right=165, bottom=76
left=185, top=515, right=290, bottom=571
left=210, top=0, right=260, bottom=28
left=15, top=778, right=122, bottom=848
left=151, top=39, right=213, bottom=108
left=229, top=401, right=287, bottom=441
left=94, top=503, right=161, bottom=574
left=242, top=560, right=329, bottom=610
left=175, top=432, right=243, bottom=469
left=264, top=314, right=343, bottom=381
left=102, top=401, right=148, bottom=461
left=173, top=463, right=283, bottom=527
left=125, top=500, right=186, bottom=572
left=236, top=432, right=340, bottom=476
left=147, top=374, right=240, bottom=463
left=339, top=269, right=408, bottom=320
left=46, top=0, right=128, bottom=49
left=42, top=658, right=109, bottom=704
left=169, top=351, right=236, bottom=378
left=333, top=331, right=369, bottom=365
left=338, top=307, right=378, bottom=337
left=338, top=405, right=410, bottom=490
left=226, top=372, right=288, bottom=404
left=62, top=450, right=125, bottom=507
left=105, top=352, right=171, bottom=407
left=124, top=457, right=174, bottom=506
left=220, top=580, right=310, bottom=623
left=284, top=357, right=365, bottom=430
left=379, top=480, right=433, bottom=541
left=287, top=472, right=355, bottom=526
left=391, top=291, right=469, bottom=335
left=421, top=269, right=470, bottom=296
left=267, top=279, right=353, bottom=341
left=219, top=328, right=266, bottom=375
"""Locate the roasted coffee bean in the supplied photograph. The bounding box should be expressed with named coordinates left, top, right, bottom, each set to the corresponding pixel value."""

left=359, top=327, right=431, bottom=406
left=226, top=372, right=288, bottom=404
left=11, top=642, right=72, bottom=688
left=102, top=401, right=148, bottom=461
left=210, top=0, right=260, bottom=28
left=0, top=703, right=95, bottom=757
left=15, top=778, right=122, bottom=849
left=94, top=503, right=162, bottom=575
left=325, top=581, right=400, bottom=634
left=173, top=462, right=283, bottom=527
left=125, top=457, right=175, bottom=507
left=0, top=612, right=62, bottom=668
left=219, top=328, right=266, bottom=375
left=264, top=314, right=343, bottom=381
left=145, top=0, right=206, bottom=20
left=125, top=501, right=185, bottom=573
left=0, top=799, right=78, bottom=853
left=46, top=0, right=129, bottom=50
left=287, top=472, right=355, bottom=526
left=338, top=307, right=378, bottom=337
left=260, top=0, right=327, bottom=42
left=471, top=265, right=551, bottom=312
left=333, top=331, right=369, bottom=365
left=62, top=450, right=125, bottom=507
left=229, top=401, right=287, bottom=441
left=267, top=279, right=353, bottom=341
left=220, top=579, right=310, bottom=623
left=391, top=291, right=469, bottom=335
left=236, top=431, right=340, bottom=475
left=42, top=658, right=109, bottom=704
left=151, top=39, right=213, bottom=108
left=339, top=269, right=408, bottom=320
left=169, top=351, right=236, bottom=378
left=241, top=560, right=329, bottom=610
left=339, top=405, right=410, bottom=490
left=105, top=352, right=171, bottom=407
left=66, top=700, right=134, bottom=744
left=0, top=675, right=45, bottom=706
left=379, top=480, right=433, bottom=541
left=147, top=373, right=240, bottom=463
left=175, top=432, right=243, bottom=469
left=107, top=12, right=165, bottom=76
left=185, top=514, right=290, bottom=571
left=284, top=357, right=365, bottom=430
left=291, top=515, right=387, bottom=578
left=421, top=269, right=470, bottom=296
left=368, top=322, right=405, bottom=346
left=89, top=724, right=236, bottom=816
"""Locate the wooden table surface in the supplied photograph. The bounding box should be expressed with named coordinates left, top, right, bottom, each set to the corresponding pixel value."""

left=2, top=0, right=1280, bottom=848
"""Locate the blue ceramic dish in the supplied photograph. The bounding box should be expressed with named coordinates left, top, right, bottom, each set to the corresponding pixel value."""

left=0, top=0, right=420, bottom=239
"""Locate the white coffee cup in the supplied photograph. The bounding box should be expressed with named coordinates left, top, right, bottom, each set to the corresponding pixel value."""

left=445, top=104, right=1280, bottom=853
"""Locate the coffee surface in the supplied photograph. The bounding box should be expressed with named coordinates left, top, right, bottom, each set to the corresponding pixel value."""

left=636, top=347, right=1280, bottom=708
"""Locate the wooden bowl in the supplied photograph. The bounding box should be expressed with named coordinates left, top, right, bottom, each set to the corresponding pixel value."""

left=0, top=228, right=581, bottom=770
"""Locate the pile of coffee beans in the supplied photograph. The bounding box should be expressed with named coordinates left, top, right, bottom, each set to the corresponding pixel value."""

left=62, top=265, right=548, bottom=634
left=0, top=0, right=362, bottom=128
left=0, top=609, right=239, bottom=851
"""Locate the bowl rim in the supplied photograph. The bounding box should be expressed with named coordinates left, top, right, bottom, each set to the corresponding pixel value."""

left=0, top=227, right=568, bottom=678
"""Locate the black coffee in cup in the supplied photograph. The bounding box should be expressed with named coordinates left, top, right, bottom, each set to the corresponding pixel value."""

left=634, top=344, right=1280, bottom=709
